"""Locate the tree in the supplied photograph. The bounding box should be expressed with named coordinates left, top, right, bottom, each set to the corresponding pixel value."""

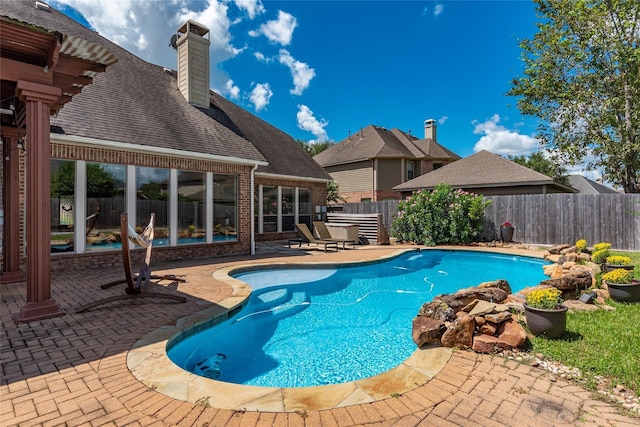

left=326, top=181, right=345, bottom=204
left=509, top=0, right=640, bottom=193
left=297, top=139, right=334, bottom=157
left=508, top=151, right=570, bottom=185
left=50, top=162, right=118, bottom=197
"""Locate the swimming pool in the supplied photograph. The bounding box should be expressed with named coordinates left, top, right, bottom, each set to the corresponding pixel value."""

left=167, top=249, right=549, bottom=388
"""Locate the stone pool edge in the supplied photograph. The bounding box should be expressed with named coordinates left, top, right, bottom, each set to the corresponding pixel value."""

left=126, top=246, right=545, bottom=412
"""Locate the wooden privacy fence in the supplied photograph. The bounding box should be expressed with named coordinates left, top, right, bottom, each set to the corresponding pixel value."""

left=341, top=194, right=640, bottom=251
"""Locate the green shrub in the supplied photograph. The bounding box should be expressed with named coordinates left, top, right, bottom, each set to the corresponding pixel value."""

left=390, top=184, right=490, bottom=246
left=592, top=249, right=609, bottom=264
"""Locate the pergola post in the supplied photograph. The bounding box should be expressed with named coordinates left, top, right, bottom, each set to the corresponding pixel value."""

left=12, top=81, right=65, bottom=322
left=1, top=128, right=24, bottom=284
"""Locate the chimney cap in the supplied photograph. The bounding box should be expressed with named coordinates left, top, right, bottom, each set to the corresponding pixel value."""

left=424, top=118, right=436, bottom=126
left=177, top=20, right=210, bottom=38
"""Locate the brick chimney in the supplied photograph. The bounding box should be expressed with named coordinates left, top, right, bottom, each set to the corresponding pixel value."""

left=424, top=119, right=436, bottom=141
left=175, top=20, right=210, bottom=107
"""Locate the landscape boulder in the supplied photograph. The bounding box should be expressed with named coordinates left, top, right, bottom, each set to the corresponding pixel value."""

left=412, top=316, right=447, bottom=347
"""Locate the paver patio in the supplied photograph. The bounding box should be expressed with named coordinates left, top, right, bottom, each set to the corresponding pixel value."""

left=1, top=243, right=639, bottom=426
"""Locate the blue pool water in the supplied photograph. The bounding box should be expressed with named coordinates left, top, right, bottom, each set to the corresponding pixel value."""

left=167, top=250, right=549, bottom=388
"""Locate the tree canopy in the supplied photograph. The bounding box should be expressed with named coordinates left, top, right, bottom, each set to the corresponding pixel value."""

left=509, top=0, right=640, bottom=192
left=508, top=151, right=570, bottom=186
left=297, top=139, right=334, bottom=157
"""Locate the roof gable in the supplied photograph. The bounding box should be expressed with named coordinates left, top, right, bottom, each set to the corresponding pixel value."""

left=393, top=150, right=572, bottom=191
left=313, top=124, right=460, bottom=167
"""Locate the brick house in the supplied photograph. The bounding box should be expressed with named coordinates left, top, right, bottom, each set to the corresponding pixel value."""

left=1, top=1, right=330, bottom=320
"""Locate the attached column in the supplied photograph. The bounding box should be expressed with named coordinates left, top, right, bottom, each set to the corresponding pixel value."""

left=12, top=81, right=65, bottom=322
left=1, top=128, right=25, bottom=284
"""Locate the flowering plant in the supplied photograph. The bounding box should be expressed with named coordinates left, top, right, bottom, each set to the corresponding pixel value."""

left=501, top=221, right=513, bottom=228
left=525, top=287, right=564, bottom=310
left=605, top=255, right=632, bottom=266
left=591, top=242, right=611, bottom=264
left=602, top=268, right=634, bottom=284
left=575, top=239, right=587, bottom=251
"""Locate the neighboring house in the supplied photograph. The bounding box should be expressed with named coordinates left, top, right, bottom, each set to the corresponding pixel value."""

left=568, top=175, right=620, bottom=194
left=393, top=150, right=576, bottom=197
left=1, top=0, right=330, bottom=319
left=313, top=119, right=460, bottom=202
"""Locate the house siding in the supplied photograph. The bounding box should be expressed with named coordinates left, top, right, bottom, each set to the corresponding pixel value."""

left=327, top=161, right=372, bottom=193
left=377, top=159, right=402, bottom=190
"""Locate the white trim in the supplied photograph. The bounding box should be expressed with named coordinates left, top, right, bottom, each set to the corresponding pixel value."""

left=255, top=171, right=330, bottom=183
left=169, top=169, right=178, bottom=246
left=250, top=164, right=258, bottom=255
left=126, top=165, right=136, bottom=228
left=206, top=172, right=213, bottom=244
left=75, top=160, right=86, bottom=254
left=52, top=134, right=268, bottom=167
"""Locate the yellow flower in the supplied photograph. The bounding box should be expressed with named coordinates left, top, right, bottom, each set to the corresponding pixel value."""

left=593, top=242, right=612, bottom=251
left=575, top=239, right=587, bottom=251
left=526, top=287, right=563, bottom=310
left=602, top=269, right=634, bottom=284
left=605, top=255, right=632, bottom=266
left=591, top=248, right=610, bottom=264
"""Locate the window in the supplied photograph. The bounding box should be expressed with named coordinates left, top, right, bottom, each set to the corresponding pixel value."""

left=298, top=188, right=311, bottom=230
left=407, top=161, right=414, bottom=180
left=433, top=162, right=443, bottom=170
left=177, top=170, right=205, bottom=244
left=281, top=187, right=295, bottom=231
left=50, top=159, right=75, bottom=253
left=85, top=162, right=125, bottom=251
left=136, top=166, right=169, bottom=246
left=213, top=174, right=237, bottom=241
left=262, top=185, right=278, bottom=232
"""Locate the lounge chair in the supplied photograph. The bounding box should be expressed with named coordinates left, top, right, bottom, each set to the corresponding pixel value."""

left=313, top=221, right=356, bottom=249
left=289, top=223, right=339, bottom=252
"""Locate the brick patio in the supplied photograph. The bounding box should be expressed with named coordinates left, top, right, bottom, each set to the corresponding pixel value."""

left=2, top=244, right=638, bottom=426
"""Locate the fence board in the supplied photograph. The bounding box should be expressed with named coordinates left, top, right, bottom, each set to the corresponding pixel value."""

left=342, top=194, right=640, bottom=251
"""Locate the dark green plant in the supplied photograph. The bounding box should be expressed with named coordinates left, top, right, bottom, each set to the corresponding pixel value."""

left=391, top=184, right=490, bottom=246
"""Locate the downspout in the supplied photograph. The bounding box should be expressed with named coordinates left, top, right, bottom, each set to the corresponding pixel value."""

left=250, top=163, right=258, bottom=255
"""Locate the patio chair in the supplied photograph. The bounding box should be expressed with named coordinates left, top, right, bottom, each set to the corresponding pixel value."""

left=289, top=223, right=339, bottom=252
left=313, top=221, right=356, bottom=249
left=76, top=213, right=186, bottom=313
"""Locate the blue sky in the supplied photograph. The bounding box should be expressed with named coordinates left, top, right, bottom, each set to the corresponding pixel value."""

left=51, top=0, right=596, bottom=178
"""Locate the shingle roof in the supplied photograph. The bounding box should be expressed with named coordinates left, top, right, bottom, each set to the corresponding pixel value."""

left=393, top=150, right=574, bottom=192
left=313, top=125, right=460, bottom=167
left=568, top=175, right=620, bottom=194
left=205, top=91, right=331, bottom=180
left=3, top=0, right=265, bottom=163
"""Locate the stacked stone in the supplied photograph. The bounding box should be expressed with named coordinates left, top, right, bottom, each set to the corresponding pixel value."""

left=412, top=280, right=527, bottom=354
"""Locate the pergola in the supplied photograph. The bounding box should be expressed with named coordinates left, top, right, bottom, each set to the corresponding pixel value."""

left=1, top=15, right=117, bottom=322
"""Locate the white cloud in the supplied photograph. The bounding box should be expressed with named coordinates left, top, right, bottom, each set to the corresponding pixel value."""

left=297, top=105, right=329, bottom=142
left=434, top=4, right=444, bottom=16
left=234, top=0, right=265, bottom=19
left=438, top=115, right=448, bottom=125
left=249, top=10, right=297, bottom=45
left=225, top=79, right=240, bottom=99
left=278, top=49, right=315, bottom=95
left=472, top=114, right=539, bottom=155
left=249, top=82, right=273, bottom=111
left=254, top=51, right=272, bottom=62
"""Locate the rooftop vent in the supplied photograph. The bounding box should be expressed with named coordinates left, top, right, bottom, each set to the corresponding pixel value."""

left=35, top=1, right=51, bottom=12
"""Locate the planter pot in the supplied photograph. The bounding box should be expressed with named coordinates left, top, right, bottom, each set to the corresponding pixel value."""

left=604, top=264, right=635, bottom=273
left=523, top=303, right=567, bottom=339
left=500, top=226, right=514, bottom=242
left=604, top=279, right=640, bottom=303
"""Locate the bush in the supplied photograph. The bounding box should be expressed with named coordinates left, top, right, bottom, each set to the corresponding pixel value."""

left=390, top=184, right=490, bottom=246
